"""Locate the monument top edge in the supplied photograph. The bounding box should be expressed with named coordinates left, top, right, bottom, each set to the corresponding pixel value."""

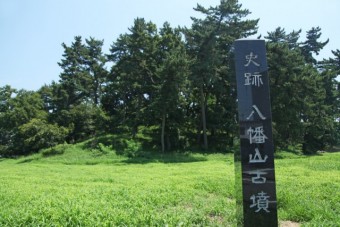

left=235, top=38, right=265, bottom=42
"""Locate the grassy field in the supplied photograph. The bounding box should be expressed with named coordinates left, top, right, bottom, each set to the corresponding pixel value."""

left=0, top=144, right=339, bottom=226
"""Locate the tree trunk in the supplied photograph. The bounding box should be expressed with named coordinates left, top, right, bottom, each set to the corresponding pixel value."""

left=200, top=84, right=208, bottom=150
left=161, top=113, right=166, bottom=153
left=93, top=77, right=99, bottom=105
left=166, top=133, right=171, bottom=151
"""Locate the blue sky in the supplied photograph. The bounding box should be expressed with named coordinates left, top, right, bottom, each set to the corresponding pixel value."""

left=1, top=0, right=339, bottom=91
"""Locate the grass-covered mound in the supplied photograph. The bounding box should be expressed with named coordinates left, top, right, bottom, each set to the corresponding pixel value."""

left=0, top=139, right=339, bottom=226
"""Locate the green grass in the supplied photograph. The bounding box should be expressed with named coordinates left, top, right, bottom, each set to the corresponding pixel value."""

left=275, top=152, right=340, bottom=226
left=0, top=144, right=339, bottom=226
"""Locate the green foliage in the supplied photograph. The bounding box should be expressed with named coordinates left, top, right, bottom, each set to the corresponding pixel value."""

left=97, top=143, right=112, bottom=154
left=41, top=143, right=70, bottom=157
left=0, top=85, right=15, bottom=112
left=122, top=139, right=142, bottom=158
left=301, top=27, right=329, bottom=64
left=58, top=36, right=108, bottom=107
left=6, top=90, right=47, bottom=127
left=0, top=89, right=49, bottom=155
left=319, top=50, right=340, bottom=147
left=108, top=136, right=142, bottom=158
left=154, top=23, right=191, bottom=152
left=67, top=103, right=108, bottom=141
left=106, top=18, right=159, bottom=137
left=2, top=1, right=339, bottom=155
left=18, top=118, right=69, bottom=153
left=267, top=42, right=305, bottom=148
left=266, top=27, right=337, bottom=153
left=183, top=0, right=259, bottom=150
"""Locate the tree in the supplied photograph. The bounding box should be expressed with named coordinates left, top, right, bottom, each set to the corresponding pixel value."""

left=83, top=37, right=108, bottom=105
left=107, top=18, right=159, bottom=137
left=56, top=36, right=109, bottom=143
left=0, top=90, right=48, bottom=155
left=266, top=28, right=335, bottom=153
left=318, top=50, right=340, bottom=147
left=58, top=36, right=90, bottom=107
left=301, top=27, right=329, bottom=65
left=18, top=119, right=68, bottom=152
left=0, top=85, right=15, bottom=112
left=266, top=42, right=306, bottom=148
left=0, top=86, right=16, bottom=155
left=265, top=27, right=301, bottom=50
left=153, top=23, right=190, bottom=152
left=65, top=103, right=108, bottom=142
left=298, top=65, right=332, bottom=153
left=184, top=0, right=258, bottom=150
left=58, top=36, right=108, bottom=107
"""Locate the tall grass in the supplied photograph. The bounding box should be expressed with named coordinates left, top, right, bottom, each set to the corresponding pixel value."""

left=275, top=153, right=340, bottom=226
left=0, top=145, right=339, bottom=226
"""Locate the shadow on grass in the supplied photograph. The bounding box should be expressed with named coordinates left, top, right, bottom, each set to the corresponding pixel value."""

left=16, top=158, right=36, bottom=164
left=273, top=146, right=336, bottom=159
left=274, top=146, right=304, bottom=159
left=123, top=152, right=208, bottom=164
left=326, top=145, right=340, bottom=153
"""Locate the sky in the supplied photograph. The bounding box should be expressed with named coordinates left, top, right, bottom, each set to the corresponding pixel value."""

left=1, top=0, right=340, bottom=91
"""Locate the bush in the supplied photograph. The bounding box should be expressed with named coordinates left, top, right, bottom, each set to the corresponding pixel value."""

left=19, top=119, right=69, bottom=153
left=98, top=143, right=112, bottom=154
left=116, top=139, right=142, bottom=158
left=0, top=145, right=9, bottom=157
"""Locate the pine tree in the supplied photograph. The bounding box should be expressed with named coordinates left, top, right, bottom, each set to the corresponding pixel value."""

left=154, top=23, right=190, bottom=152
left=84, top=37, right=108, bottom=105
left=266, top=42, right=306, bottom=148
left=265, top=27, right=301, bottom=50
left=266, top=28, right=335, bottom=153
left=107, top=18, right=159, bottom=137
left=301, top=27, right=329, bottom=65
left=319, top=50, right=340, bottom=147
left=56, top=36, right=109, bottom=142
left=58, top=36, right=90, bottom=107
left=58, top=36, right=108, bottom=107
left=184, top=0, right=258, bottom=150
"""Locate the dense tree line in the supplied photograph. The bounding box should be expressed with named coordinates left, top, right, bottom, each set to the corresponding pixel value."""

left=1, top=0, right=339, bottom=156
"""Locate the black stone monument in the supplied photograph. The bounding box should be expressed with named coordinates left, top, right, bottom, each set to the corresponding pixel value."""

left=234, top=39, right=278, bottom=226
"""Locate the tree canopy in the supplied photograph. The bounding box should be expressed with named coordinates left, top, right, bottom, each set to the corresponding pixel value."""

left=1, top=0, right=339, bottom=156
